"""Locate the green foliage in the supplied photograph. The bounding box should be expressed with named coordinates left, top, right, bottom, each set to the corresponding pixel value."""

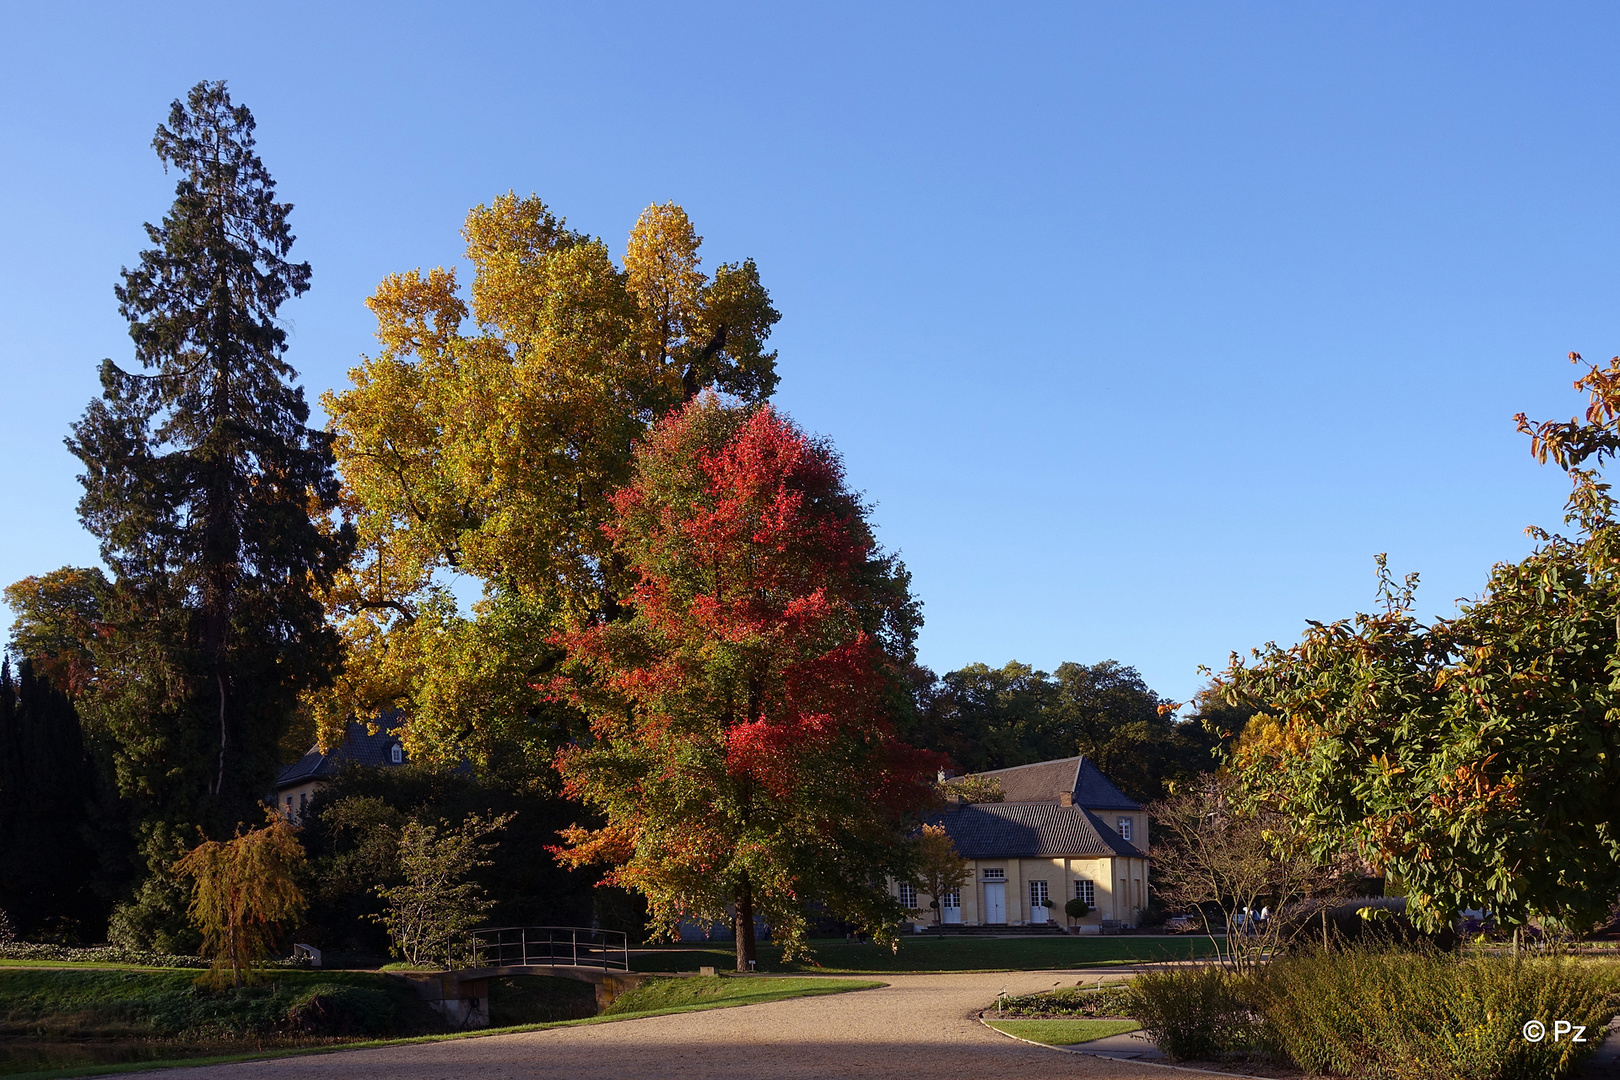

left=1065, top=897, right=1091, bottom=919
left=998, top=983, right=1136, bottom=1017
left=4, top=567, right=110, bottom=696
left=0, top=967, right=433, bottom=1040
left=1251, top=949, right=1620, bottom=1080
left=371, top=812, right=511, bottom=967
left=58, top=81, right=350, bottom=944
left=1129, top=965, right=1259, bottom=1061
left=298, top=765, right=600, bottom=956
left=911, top=659, right=1214, bottom=801
left=0, top=659, right=104, bottom=939
left=1218, top=358, right=1620, bottom=931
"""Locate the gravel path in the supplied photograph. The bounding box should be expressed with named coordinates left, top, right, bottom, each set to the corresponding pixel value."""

left=122, top=970, right=1197, bottom=1079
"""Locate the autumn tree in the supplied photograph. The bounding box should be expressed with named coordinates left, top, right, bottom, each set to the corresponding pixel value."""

left=317, top=195, right=779, bottom=775
left=64, top=82, right=350, bottom=945
left=1217, top=354, right=1620, bottom=933
left=910, top=824, right=970, bottom=924
left=551, top=398, right=942, bottom=970
left=174, top=810, right=307, bottom=988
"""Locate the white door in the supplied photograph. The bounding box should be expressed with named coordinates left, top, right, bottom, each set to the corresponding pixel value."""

left=1030, top=881, right=1050, bottom=922
left=942, top=890, right=962, bottom=924
left=984, top=882, right=1006, bottom=923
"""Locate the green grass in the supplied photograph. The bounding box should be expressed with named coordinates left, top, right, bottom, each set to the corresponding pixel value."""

left=986, top=1018, right=1142, bottom=1045
left=629, top=935, right=1217, bottom=973
left=0, top=972, right=881, bottom=1079
left=602, top=976, right=880, bottom=1016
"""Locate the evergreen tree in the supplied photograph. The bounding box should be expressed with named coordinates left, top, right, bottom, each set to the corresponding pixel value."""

left=65, top=81, right=352, bottom=946
left=0, top=659, right=101, bottom=938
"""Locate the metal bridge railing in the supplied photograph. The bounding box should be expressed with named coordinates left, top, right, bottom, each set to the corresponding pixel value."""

left=451, top=926, right=630, bottom=972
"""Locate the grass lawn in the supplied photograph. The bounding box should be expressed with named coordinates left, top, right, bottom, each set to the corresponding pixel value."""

left=631, top=935, right=1218, bottom=973
left=0, top=971, right=879, bottom=1079
left=985, top=1018, right=1142, bottom=1045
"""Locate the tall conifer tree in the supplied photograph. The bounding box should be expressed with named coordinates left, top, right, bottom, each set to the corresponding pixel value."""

left=67, top=82, right=351, bottom=945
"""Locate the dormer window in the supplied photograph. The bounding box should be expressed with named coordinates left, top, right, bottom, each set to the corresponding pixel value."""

left=1117, top=816, right=1132, bottom=842
left=390, top=743, right=403, bottom=764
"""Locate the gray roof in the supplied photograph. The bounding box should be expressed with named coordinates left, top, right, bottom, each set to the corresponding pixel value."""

left=939, top=802, right=1146, bottom=859
left=966, top=755, right=1142, bottom=811
left=276, top=714, right=405, bottom=790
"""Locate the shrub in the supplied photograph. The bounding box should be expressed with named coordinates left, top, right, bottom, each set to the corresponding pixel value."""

left=1251, top=948, right=1619, bottom=1080
left=1000, top=983, right=1135, bottom=1018
left=1130, top=965, right=1260, bottom=1060
left=284, top=984, right=398, bottom=1035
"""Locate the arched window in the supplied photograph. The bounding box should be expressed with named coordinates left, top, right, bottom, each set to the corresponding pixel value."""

left=390, top=743, right=403, bottom=764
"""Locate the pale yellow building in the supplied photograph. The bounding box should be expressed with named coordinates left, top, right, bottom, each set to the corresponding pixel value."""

left=897, top=756, right=1149, bottom=933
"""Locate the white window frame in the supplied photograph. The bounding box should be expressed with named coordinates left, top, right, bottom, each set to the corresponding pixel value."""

left=897, top=882, right=917, bottom=908
left=391, top=743, right=403, bottom=764
left=941, top=889, right=960, bottom=909
left=1029, top=880, right=1049, bottom=909
left=1117, top=816, right=1132, bottom=842
left=1074, top=879, right=1095, bottom=906
left=982, top=867, right=1006, bottom=881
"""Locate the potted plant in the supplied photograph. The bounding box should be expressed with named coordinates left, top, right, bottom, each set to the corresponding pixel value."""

left=1065, top=897, right=1091, bottom=923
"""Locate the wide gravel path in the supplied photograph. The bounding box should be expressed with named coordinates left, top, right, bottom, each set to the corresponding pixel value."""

left=125, top=971, right=1196, bottom=1079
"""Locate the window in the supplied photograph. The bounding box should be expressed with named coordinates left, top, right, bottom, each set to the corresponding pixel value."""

left=941, top=889, right=960, bottom=909
left=982, top=867, right=1005, bottom=881
left=1029, top=880, right=1049, bottom=908
left=1074, top=879, right=1095, bottom=906
left=390, top=743, right=403, bottom=764
left=1117, top=816, right=1132, bottom=842
left=897, top=882, right=917, bottom=908
left=299, top=792, right=308, bottom=814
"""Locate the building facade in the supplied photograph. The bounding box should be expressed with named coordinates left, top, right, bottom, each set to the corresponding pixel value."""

left=901, top=756, right=1149, bottom=933
left=274, top=715, right=406, bottom=822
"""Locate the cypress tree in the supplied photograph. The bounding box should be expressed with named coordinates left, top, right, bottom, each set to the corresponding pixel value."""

left=66, top=81, right=352, bottom=946
left=0, top=659, right=100, bottom=938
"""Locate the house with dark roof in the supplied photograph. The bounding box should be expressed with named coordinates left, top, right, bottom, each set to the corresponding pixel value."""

left=894, top=755, right=1149, bottom=933
left=274, top=715, right=406, bottom=823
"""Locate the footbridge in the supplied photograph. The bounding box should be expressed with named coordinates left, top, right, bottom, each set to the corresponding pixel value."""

left=402, top=926, right=647, bottom=1027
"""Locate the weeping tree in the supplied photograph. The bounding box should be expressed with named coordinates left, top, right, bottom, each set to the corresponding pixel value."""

left=67, top=81, right=352, bottom=946
left=174, top=810, right=307, bottom=988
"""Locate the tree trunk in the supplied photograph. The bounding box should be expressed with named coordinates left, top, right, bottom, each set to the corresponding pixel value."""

left=734, top=874, right=757, bottom=973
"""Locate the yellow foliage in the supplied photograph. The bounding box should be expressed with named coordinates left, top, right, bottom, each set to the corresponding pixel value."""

left=173, top=810, right=306, bottom=989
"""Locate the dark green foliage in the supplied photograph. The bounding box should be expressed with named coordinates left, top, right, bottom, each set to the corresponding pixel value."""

left=908, top=660, right=1216, bottom=800
left=998, top=983, right=1136, bottom=1018
left=0, top=659, right=105, bottom=939
left=62, top=81, right=352, bottom=945
left=0, top=968, right=437, bottom=1040
left=297, top=764, right=600, bottom=955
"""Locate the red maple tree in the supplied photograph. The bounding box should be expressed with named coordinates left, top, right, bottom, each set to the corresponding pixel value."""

left=549, top=396, right=942, bottom=969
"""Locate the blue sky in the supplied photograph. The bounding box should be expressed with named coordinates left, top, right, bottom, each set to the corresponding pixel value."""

left=1, top=3, right=1614, bottom=704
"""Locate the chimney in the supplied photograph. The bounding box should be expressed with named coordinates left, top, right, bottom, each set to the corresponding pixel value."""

left=1059, top=791, right=1073, bottom=807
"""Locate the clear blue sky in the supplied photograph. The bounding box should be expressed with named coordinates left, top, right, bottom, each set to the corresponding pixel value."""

left=2, top=3, right=1613, bottom=705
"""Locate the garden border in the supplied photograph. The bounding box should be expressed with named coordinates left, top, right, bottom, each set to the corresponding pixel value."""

left=976, top=1015, right=1272, bottom=1079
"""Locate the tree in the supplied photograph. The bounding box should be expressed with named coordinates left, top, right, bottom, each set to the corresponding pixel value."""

left=551, top=398, right=943, bottom=970
left=315, top=196, right=780, bottom=773
left=1216, top=354, right=1620, bottom=933
left=907, top=660, right=1212, bottom=801
left=372, top=812, right=512, bottom=968
left=4, top=568, right=110, bottom=697
left=63, top=82, right=351, bottom=943
left=910, top=824, right=970, bottom=925
left=0, top=659, right=102, bottom=937
left=1150, top=776, right=1355, bottom=973
left=174, top=810, right=307, bottom=988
